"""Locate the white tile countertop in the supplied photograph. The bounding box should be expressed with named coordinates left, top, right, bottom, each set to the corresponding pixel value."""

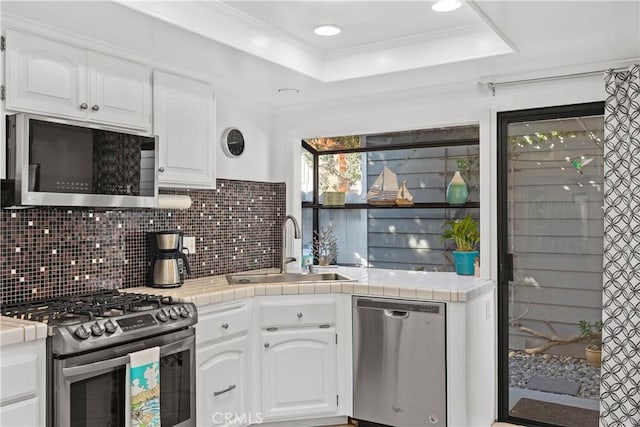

left=0, top=267, right=494, bottom=346
left=127, top=266, right=495, bottom=307
left=0, top=316, right=48, bottom=346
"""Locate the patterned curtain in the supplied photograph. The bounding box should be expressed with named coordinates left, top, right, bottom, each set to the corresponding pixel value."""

left=601, top=64, right=640, bottom=426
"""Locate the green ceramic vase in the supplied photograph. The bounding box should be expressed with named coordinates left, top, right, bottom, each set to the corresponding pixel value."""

left=446, top=171, right=468, bottom=205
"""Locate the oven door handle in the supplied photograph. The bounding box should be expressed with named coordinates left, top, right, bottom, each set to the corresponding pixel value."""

left=63, top=335, right=194, bottom=378
left=63, top=354, right=131, bottom=378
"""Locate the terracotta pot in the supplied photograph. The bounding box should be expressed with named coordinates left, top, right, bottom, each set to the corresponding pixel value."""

left=585, top=347, right=601, bottom=367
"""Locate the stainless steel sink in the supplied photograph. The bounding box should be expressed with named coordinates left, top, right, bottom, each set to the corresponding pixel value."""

left=226, top=272, right=353, bottom=285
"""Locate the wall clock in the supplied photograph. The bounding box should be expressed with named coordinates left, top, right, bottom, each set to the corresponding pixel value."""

left=222, top=128, right=245, bottom=158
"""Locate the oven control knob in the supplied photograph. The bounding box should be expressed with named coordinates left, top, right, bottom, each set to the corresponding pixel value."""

left=169, top=307, right=179, bottom=320
left=74, top=325, right=90, bottom=340
left=179, top=306, right=190, bottom=318
left=104, top=319, right=118, bottom=334
left=91, top=322, right=105, bottom=336
left=156, top=309, right=169, bottom=322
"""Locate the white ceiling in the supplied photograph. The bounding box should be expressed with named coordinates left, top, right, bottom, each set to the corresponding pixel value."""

left=1, top=1, right=639, bottom=107
left=117, top=0, right=513, bottom=81
left=222, top=1, right=483, bottom=51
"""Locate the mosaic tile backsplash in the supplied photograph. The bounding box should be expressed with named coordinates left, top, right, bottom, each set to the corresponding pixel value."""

left=1, top=179, right=286, bottom=305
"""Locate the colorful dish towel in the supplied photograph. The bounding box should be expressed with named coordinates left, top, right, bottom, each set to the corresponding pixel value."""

left=129, top=347, right=161, bottom=427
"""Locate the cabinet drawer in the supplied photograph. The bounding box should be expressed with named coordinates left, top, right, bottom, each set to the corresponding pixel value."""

left=0, top=356, right=38, bottom=404
left=0, top=397, right=40, bottom=426
left=261, top=301, right=336, bottom=328
left=197, top=303, right=249, bottom=345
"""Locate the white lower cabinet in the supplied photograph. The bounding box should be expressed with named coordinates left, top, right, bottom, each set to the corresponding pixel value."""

left=195, top=295, right=349, bottom=426
left=0, top=398, right=41, bottom=427
left=0, top=339, right=46, bottom=427
left=257, top=294, right=345, bottom=423
left=260, top=327, right=338, bottom=420
left=197, top=334, right=250, bottom=427
left=196, top=302, right=252, bottom=427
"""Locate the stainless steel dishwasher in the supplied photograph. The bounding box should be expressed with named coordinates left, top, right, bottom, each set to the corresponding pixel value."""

left=353, top=296, right=446, bottom=427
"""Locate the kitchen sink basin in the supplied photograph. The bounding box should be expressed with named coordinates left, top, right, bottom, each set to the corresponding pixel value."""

left=226, top=272, right=353, bottom=285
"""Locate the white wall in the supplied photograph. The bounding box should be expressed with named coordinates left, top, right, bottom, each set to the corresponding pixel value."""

left=216, top=93, right=275, bottom=182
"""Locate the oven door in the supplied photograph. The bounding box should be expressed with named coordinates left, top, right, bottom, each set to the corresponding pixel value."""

left=52, top=328, right=195, bottom=427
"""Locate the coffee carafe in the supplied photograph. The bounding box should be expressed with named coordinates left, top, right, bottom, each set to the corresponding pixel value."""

left=147, top=230, right=191, bottom=288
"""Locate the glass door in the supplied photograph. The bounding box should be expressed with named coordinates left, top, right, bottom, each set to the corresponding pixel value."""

left=498, top=103, right=604, bottom=426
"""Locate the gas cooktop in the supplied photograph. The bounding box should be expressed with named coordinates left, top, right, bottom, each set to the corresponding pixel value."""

left=1, top=290, right=197, bottom=356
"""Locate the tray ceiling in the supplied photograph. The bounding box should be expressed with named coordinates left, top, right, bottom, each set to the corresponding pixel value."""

left=2, top=1, right=638, bottom=106
left=119, top=0, right=514, bottom=81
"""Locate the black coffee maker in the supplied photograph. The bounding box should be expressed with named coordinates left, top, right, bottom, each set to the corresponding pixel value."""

left=147, top=230, right=191, bottom=288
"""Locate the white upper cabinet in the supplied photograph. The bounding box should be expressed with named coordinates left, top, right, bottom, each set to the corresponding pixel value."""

left=87, top=51, right=151, bottom=129
left=5, top=29, right=87, bottom=120
left=5, top=29, right=151, bottom=131
left=153, top=70, right=215, bottom=188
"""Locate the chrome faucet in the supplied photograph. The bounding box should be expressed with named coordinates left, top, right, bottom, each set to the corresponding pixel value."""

left=281, top=215, right=301, bottom=273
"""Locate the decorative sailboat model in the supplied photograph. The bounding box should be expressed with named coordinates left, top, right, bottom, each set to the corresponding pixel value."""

left=396, top=179, right=414, bottom=206
left=366, top=166, right=399, bottom=205
left=366, top=166, right=414, bottom=206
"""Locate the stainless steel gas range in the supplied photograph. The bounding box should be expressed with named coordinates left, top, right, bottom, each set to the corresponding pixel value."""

left=2, top=290, right=197, bottom=427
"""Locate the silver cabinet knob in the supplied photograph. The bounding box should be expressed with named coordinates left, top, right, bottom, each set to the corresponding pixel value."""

left=158, top=167, right=165, bottom=173
left=222, top=323, right=229, bottom=329
left=264, top=342, right=270, bottom=348
left=91, top=104, right=100, bottom=111
left=80, top=103, right=88, bottom=110
left=297, top=312, right=303, bottom=318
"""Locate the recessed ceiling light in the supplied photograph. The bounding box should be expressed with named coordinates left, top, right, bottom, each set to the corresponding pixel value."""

left=432, top=0, right=461, bottom=13
left=313, top=24, right=342, bottom=37
left=277, top=88, right=299, bottom=94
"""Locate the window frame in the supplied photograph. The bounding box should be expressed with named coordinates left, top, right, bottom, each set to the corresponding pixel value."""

left=302, top=133, right=480, bottom=266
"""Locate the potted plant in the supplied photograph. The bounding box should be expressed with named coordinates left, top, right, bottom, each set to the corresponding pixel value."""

left=579, top=320, right=603, bottom=367
left=440, top=215, right=479, bottom=275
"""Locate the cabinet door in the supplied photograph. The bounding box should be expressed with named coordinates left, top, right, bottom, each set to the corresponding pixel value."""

left=154, top=71, right=215, bottom=188
left=87, top=52, right=152, bottom=130
left=261, top=328, right=338, bottom=420
left=0, top=397, right=41, bottom=427
left=5, top=29, right=87, bottom=119
left=197, top=335, right=249, bottom=427
left=0, top=339, right=46, bottom=426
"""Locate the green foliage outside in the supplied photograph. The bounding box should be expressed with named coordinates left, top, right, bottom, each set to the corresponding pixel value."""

left=304, top=136, right=363, bottom=193
left=579, top=320, right=603, bottom=350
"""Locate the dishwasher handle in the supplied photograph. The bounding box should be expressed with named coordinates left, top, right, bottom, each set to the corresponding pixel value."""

left=355, top=297, right=443, bottom=315
left=384, top=309, right=409, bottom=319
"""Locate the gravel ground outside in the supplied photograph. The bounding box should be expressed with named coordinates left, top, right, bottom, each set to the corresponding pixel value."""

left=509, top=350, right=600, bottom=399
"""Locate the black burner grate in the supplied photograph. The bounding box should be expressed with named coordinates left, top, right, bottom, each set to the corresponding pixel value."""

left=1, top=290, right=176, bottom=325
